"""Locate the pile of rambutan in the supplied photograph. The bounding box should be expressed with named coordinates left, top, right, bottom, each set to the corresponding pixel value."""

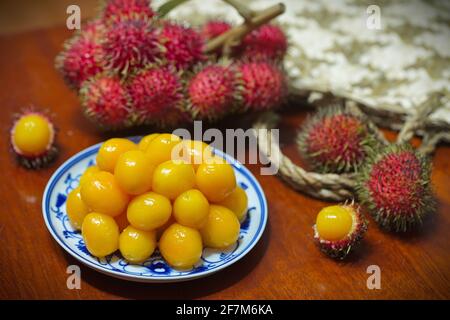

left=296, top=104, right=436, bottom=237
left=55, top=0, right=289, bottom=129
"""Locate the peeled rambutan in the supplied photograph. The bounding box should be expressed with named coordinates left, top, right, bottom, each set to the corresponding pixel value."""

left=127, top=66, right=184, bottom=125
left=55, top=34, right=103, bottom=90
left=238, top=61, right=287, bottom=111
left=356, top=144, right=435, bottom=232
left=200, top=20, right=231, bottom=40
left=159, top=22, right=205, bottom=70
left=238, top=24, right=287, bottom=61
left=313, top=202, right=368, bottom=260
left=80, top=74, right=132, bottom=129
left=187, top=64, right=240, bottom=120
left=102, top=0, right=155, bottom=23
left=297, top=105, right=376, bottom=173
left=100, top=18, right=161, bottom=75
left=10, top=110, right=58, bottom=169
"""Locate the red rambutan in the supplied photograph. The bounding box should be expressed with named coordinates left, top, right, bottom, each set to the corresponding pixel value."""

left=102, top=0, right=155, bottom=23
left=127, top=66, right=184, bottom=125
left=159, top=22, right=206, bottom=70
left=55, top=34, right=103, bottom=90
left=200, top=20, right=231, bottom=40
left=356, top=144, right=435, bottom=232
left=187, top=64, right=240, bottom=120
left=238, top=61, right=287, bottom=111
left=238, top=24, right=287, bottom=61
left=100, top=18, right=161, bottom=75
left=297, top=105, right=376, bottom=173
left=80, top=74, right=132, bottom=129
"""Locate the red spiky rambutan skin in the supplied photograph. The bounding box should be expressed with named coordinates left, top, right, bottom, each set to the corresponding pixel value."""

left=238, top=61, right=287, bottom=111
left=127, top=66, right=184, bottom=125
left=187, top=64, right=241, bottom=120
left=297, top=105, right=376, bottom=173
left=238, top=24, right=287, bottom=61
left=10, top=110, right=59, bottom=169
left=100, top=18, right=161, bottom=76
left=55, top=31, right=103, bottom=90
left=200, top=20, right=231, bottom=40
left=102, top=0, right=155, bottom=23
left=80, top=74, right=132, bottom=129
left=356, top=144, right=435, bottom=232
left=313, top=202, right=368, bottom=260
left=159, top=22, right=206, bottom=70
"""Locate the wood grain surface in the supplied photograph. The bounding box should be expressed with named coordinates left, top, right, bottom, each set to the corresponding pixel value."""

left=0, top=27, right=449, bottom=300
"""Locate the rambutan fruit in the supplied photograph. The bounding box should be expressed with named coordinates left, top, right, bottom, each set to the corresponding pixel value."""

left=187, top=63, right=240, bottom=120
left=356, top=144, right=435, bottom=232
left=10, top=110, right=58, bottom=169
left=127, top=66, right=184, bottom=125
left=200, top=20, right=231, bottom=40
left=101, top=0, right=155, bottom=23
left=313, top=203, right=368, bottom=260
left=80, top=74, right=132, bottom=129
left=159, top=22, right=206, bottom=70
left=55, top=33, right=103, bottom=90
left=238, top=24, right=287, bottom=61
left=238, top=61, right=287, bottom=111
left=297, top=105, right=377, bottom=173
left=100, top=18, right=161, bottom=75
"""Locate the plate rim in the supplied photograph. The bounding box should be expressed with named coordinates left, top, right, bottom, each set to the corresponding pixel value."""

left=42, top=138, right=268, bottom=283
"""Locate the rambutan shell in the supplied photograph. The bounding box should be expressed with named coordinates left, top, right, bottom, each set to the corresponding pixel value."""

left=127, top=65, right=184, bottom=125
left=356, top=144, right=435, bottom=232
left=238, top=61, right=287, bottom=111
left=187, top=64, right=240, bottom=120
left=80, top=74, right=132, bottom=129
left=159, top=22, right=206, bottom=70
left=238, top=24, right=287, bottom=61
left=102, top=0, right=155, bottom=23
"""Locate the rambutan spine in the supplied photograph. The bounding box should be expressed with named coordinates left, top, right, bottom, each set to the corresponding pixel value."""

left=186, top=62, right=241, bottom=120
left=356, top=144, right=436, bottom=232
left=297, top=105, right=378, bottom=173
left=127, top=65, right=184, bottom=126
left=237, top=24, right=287, bottom=61
left=79, top=74, right=132, bottom=129
left=237, top=60, right=287, bottom=111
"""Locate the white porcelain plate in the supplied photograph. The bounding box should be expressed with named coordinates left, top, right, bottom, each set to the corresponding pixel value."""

left=42, top=137, right=268, bottom=283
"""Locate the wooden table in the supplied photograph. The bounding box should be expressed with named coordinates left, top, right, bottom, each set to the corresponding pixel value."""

left=0, top=26, right=449, bottom=300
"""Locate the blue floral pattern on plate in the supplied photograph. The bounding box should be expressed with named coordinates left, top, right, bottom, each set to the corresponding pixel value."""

left=42, top=138, right=268, bottom=283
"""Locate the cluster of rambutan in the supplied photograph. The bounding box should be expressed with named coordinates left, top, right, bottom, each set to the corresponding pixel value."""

left=55, top=0, right=288, bottom=129
left=298, top=105, right=436, bottom=238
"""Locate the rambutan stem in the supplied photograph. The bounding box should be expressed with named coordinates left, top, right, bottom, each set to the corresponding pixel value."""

left=204, top=2, right=285, bottom=55
left=223, top=0, right=255, bottom=21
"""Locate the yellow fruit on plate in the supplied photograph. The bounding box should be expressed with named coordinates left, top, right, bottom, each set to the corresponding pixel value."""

left=173, top=189, right=209, bottom=229
left=145, top=133, right=181, bottom=166
left=11, top=113, right=54, bottom=157
left=79, top=165, right=100, bottom=187
left=159, top=223, right=203, bottom=269
left=217, top=186, right=248, bottom=222
left=172, top=140, right=213, bottom=170
left=201, top=205, right=240, bottom=249
left=156, top=215, right=175, bottom=240
left=82, top=212, right=119, bottom=257
left=138, top=133, right=160, bottom=151
left=96, top=138, right=136, bottom=173
left=66, top=186, right=89, bottom=230
left=316, top=205, right=353, bottom=241
left=152, top=160, right=196, bottom=200
left=114, top=149, right=155, bottom=195
left=196, top=157, right=236, bottom=202
left=127, top=192, right=172, bottom=231
left=119, top=226, right=157, bottom=263
left=80, top=171, right=129, bottom=217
